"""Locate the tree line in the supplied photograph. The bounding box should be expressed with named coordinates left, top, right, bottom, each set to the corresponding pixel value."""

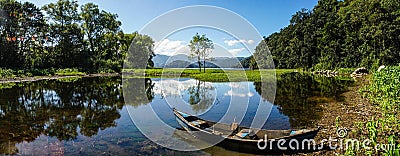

left=252, top=0, right=400, bottom=70
left=0, top=0, right=154, bottom=72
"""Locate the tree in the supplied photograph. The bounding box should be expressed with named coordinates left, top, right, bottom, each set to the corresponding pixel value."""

left=42, top=0, right=83, bottom=68
left=124, top=32, right=155, bottom=69
left=189, top=33, right=214, bottom=72
left=253, top=38, right=274, bottom=69
left=238, top=55, right=257, bottom=69
left=80, top=3, right=122, bottom=70
left=0, top=0, right=132, bottom=72
left=260, top=0, right=400, bottom=70
left=0, top=0, right=47, bottom=69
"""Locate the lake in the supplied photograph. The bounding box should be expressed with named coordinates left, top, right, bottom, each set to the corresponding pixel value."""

left=0, top=73, right=353, bottom=155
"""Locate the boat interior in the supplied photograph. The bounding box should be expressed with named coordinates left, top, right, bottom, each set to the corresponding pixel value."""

left=177, top=111, right=310, bottom=140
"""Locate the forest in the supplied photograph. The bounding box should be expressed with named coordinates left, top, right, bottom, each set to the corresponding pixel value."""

left=0, top=0, right=154, bottom=73
left=252, top=0, right=400, bottom=70
left=2, top=0, right=400, bottom=72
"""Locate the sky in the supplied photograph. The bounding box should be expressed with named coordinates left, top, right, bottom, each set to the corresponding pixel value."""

left=22, top=0, right=319, bottom=57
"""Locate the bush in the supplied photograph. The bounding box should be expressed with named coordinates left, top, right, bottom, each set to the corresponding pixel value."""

left=29, top=68, right=55, bottom=76
left=0, top=68, right=14, bottom=78
left=361, top=65, right=400, bottom=155
left=55, top=68, right=85, bottom=76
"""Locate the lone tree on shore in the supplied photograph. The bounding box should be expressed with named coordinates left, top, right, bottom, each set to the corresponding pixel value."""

left=189, top=33, right=214, bottom=72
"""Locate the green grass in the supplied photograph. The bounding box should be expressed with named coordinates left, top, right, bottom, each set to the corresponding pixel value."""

left=359, top=65, right=400, bottom=155
left=0, top=82, right=17, bottom=89
left=122, top=68, right=297, bottom=82
left=57, top=77, right=82, bottom=82
left=0, top=68, right=88, bottom=79
left=337, top=68, right=357, bottom=75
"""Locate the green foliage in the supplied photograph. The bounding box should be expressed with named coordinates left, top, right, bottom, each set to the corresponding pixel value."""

left=0, top=68, right=14, bottom=78
left=253, top=39, right=274, bottom=69
left=345, top=146, right=356, bottom=156
left=124, top=32, right=155, bottom=69
left=361, top=65, right=400, bottom=155
left=123, top=68, right=292, bottom=82
left=259, top=0, right=400, bottom=70
left=0, top=82, right=16, bottom=89
left=188, top=33, right=214, bottom=72
left=55, top=68, right=85, bottom=76
left=0, top=0, right=129, bottom=72
left=336, top=116, right=342, bottom=130
left=0, top=0, right=47, bottom=68
left=238, top=56, right=257, bottom=69
left=337, top=68, right=357, bottom=75
left=0, top=67, right=93, bottom=79
left=81, top=3, right=123, bottom=70
left=57, top=77, right=82, bottom=82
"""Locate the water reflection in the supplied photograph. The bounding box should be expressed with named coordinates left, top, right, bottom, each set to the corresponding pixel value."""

left=152, top=78, right=216, bottom=115
left=123, top=78, right=155, bottom=108
left=0, top=74, right=353, bottom=155
left=0, top=77, right=124, bottom=154
left=255, top=72, right=354, bottom=128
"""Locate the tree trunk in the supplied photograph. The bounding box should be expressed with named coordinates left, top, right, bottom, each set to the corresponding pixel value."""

left=203, top=59, right=206, bottom=73
left=198, top=56, right=201, bottom=72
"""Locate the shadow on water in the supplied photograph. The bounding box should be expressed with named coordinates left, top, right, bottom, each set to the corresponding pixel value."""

left=255, top=72, right=354, bottom=128
left=0, top=73, right=354, bottom=155
left=0, top=77, right=124, bottom=154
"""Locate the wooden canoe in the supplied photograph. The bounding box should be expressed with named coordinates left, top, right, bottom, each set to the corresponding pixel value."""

left=173, top=108, right=326, bottom=154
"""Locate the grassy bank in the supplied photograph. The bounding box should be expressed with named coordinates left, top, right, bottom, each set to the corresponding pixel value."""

left=122, top=68, right=297, bottom=82
left=0, top=68, right=118, bottom=79
left=2, top=67, right=297, bottom=82
left=356, top=66, right=400, bottom=155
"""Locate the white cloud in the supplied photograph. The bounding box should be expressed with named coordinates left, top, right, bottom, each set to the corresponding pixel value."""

left=224, top=40, right=242, bottom=46
left=154, top=39, right=187, bottom=55
left=153, top=79, right=214, bottom=97
left=229, top=83, right=243, bottom=89
left=224, top=39, right=255, bottom=46
left=224, top=90, right=254, bottom=97
left=228, top=48, right=245, bottom=55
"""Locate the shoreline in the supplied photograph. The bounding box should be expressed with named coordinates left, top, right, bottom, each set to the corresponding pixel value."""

left=0, top=73, right=121, bottom=84
left=309, top=76, right=379, bottom=155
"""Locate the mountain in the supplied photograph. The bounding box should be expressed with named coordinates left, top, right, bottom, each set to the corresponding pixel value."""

left=152, top=54, right=245, bottom=68
left=165, top=60, right=192, bottom=68
left=153, top=54, right=190, bottom=67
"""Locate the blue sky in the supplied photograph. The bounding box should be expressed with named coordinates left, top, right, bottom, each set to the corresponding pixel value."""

left=23, top=0, right=319, bottom=57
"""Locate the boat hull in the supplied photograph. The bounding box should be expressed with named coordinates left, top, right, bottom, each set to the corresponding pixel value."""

left=173, top=108, right=326, bottom=154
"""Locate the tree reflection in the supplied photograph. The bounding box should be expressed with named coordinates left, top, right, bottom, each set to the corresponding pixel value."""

left=186, top=80, right=215, bottom=113
left=0, top=77, right=124, bottom=154
left=123, top=78, right=154, bottom=108
left=254, top=73, right=353, bottom=128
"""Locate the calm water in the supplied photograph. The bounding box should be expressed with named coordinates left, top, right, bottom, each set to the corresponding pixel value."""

left=0, top=73, right=353, bottom=155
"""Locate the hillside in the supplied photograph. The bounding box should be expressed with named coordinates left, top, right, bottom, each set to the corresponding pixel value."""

left=153, top=54, right=245, bottom=68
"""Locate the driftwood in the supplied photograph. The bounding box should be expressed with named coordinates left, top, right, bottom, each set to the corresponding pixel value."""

left=312, top=70, right=338, bottom=77
left=377, top=65, right=385, bottom=72
left=351, top=67, right=368, bottom=78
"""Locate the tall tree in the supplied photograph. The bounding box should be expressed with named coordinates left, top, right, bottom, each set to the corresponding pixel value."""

left=253, top=37, right=274, bottom=69
left=42, top=0, right=83, bottom=68
left=0, top=0, right=48, bottom=69
left=189, top=33, right=214, bottom=72
left=124, top=32, right=155, bottom=69
left=80, top=3, right=122, bottom=70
